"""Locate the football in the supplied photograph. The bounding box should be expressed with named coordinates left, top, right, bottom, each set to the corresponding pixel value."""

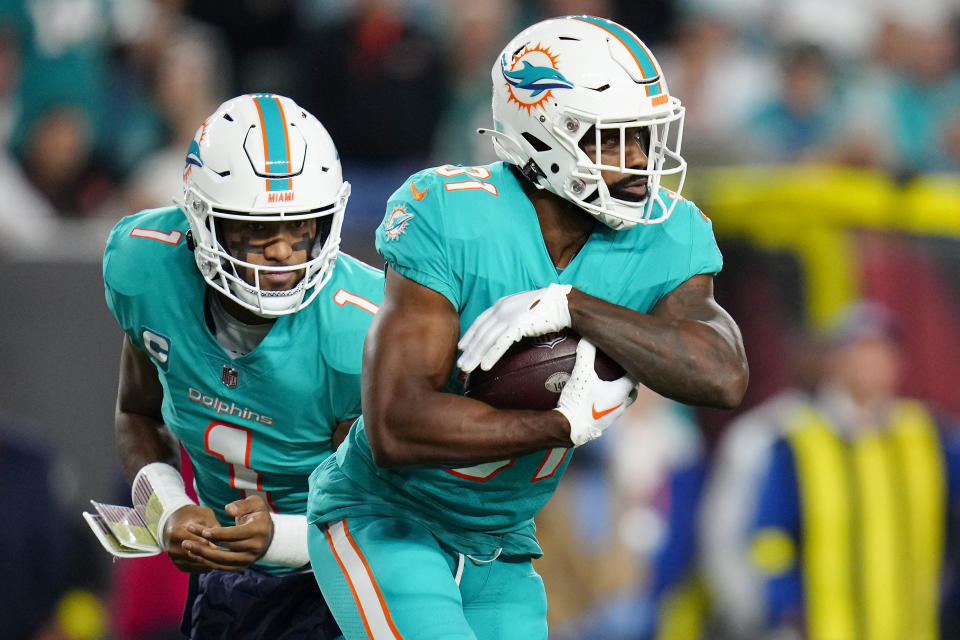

left=462, top=329, right=625, bottom=411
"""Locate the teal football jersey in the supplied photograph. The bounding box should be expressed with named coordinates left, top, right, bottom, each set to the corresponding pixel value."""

left=308, top=162, right=722, bottom=557
left=104, top=206, right=384, bottom=553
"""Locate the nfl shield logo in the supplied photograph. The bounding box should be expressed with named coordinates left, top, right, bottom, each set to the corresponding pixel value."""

left=221, top=365, right=239, bottom=389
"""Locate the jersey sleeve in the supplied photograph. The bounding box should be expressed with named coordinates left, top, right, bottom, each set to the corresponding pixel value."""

left=685, top=201, right=724, bottom=277
left=320, top=255, right=386, bottom=422
left=102, top=207, right=192, bottom=350
left=648, top=196, right=724, bottom=306
left=375, top=170, right=460, bottom=309
left=102, top=215, right=146, bottom=344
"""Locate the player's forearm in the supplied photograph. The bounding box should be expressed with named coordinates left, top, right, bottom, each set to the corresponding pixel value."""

left=115, top=411, right=180, bottom=483
left=568, top=288, right=748, bottom=409
left=116, top=335, right=176, bottom=482
left=365, top=387, right=572, bottom=467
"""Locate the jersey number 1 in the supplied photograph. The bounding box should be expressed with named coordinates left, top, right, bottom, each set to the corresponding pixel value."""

left=205, top=422, right=277, bottom=510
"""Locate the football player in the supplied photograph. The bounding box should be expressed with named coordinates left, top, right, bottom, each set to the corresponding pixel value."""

left=305, top=15, right=749, bottom=640
left=103, top=93, right=383, bottom=638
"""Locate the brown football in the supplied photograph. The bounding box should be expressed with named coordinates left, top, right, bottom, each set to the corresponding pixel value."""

left=462, top=329, right=625, bottom=411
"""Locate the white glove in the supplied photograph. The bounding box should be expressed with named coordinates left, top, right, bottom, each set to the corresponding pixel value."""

left=458, top=283, right=573, bottom=372
left=554, top=339, right=636, bottom=446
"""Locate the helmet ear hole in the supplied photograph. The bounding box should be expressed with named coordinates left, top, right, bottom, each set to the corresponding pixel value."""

left=522, top=132, right=551, bottom=153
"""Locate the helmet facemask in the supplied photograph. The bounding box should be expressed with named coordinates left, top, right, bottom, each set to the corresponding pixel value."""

left=180, top=94, right=349, bottom=317
left=184, top=183, right=348, bottom=317
left=561, top=108, right=687, bottom=228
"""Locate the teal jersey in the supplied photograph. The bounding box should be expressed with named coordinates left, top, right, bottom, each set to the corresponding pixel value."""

left=104, top=206, right=384, bottom=539
left=308, top=162, right=722, bottom=557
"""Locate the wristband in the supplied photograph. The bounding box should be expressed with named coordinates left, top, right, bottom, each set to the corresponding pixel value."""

left=260, top=512, right=310, bottom=567
left=132, top=462, right=196, bottom=546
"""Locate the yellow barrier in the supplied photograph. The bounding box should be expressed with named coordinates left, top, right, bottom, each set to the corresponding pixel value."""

left=686, top=165, right=960, bottom=327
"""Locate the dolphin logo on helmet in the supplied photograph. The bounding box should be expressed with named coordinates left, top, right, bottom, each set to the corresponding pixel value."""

left=183, top=139, right=203, bottom=181
left=185, top=139, right=203, bottom=169
left=501, top=55, right=574, bottom=97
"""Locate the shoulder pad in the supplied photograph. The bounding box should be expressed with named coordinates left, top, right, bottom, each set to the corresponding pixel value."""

left=104, top=207, right=190, bottom=296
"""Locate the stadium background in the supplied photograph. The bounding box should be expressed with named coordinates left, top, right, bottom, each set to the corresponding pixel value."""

left=1, top=0, right=959, bottom=638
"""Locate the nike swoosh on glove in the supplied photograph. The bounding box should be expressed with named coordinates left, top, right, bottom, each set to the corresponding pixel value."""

left=554, top=339, right=637, bottom=447
left=458, top=283, right=573, bottom=373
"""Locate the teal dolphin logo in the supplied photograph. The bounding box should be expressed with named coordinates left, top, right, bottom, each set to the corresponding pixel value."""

left=185, top=139, right=203, bottom=170
left=384, top=204, right=414, bottom=241
left=501, top=54, right=574, bottom=97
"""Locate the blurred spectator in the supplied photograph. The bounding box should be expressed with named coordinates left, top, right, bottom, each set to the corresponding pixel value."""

left=0, top=0, right=114, bottom=159
left=102, top=0, right=228, bottom=186
left=120, top=17, right=230, bottom=213
left=0, top=148, right=58, bottom=256
left=537, top=0, right=615, bottom=20
left=184, top=0, right=299, bottom=96
left=742, top=41, right=841, bottom=163
left=429, top=0, right=521, bottom=166
left=288, top=0, right=452, bottom=238
left=537, top=386, right=711, bottom=640
left=611, top=0, right=677, bottom=48
left=767, top=0, right=881, bottom=64
left=0, top=418, right=104, bottom=640
left=747, top=301, right=960, bottom=640
left=657, top=5, right=777, bottom=164
left=21, top=104, right=117, bottom=217
left=699, top=329, right=828, bottom=640
left=0, top=21, right=56, bottom=256
left=296, top=0, right=447, bottom=165
left=0, top=20, right=20, bottom=147
left=833, top=7, right=960, bottom=174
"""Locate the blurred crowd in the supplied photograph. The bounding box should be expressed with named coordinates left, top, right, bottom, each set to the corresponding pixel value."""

left=1, top=0, right=959, bottom=254
left=3, top=0, right=960, bottom=639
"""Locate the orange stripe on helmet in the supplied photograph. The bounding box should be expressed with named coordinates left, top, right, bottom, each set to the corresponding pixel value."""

left=252, top=97, right=271, bottom=190
left=571, top=16, right=665, bottom=97
left=272, top=96, right=292, bottom=174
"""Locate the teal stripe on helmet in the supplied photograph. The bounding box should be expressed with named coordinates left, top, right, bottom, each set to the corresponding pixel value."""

left=269, top=178, right=292, bottom=191
left=571, top=16, right=662, bottom=95
left=252, top=94, right=291, bottom=187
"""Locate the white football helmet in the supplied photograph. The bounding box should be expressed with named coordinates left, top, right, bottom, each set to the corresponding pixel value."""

left=483, top=15, right=686, bottom=229
left=181, top=93, right=349, bottom=317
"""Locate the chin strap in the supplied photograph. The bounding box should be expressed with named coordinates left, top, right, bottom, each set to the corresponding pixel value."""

left=519, top=159, right=547, bottom=186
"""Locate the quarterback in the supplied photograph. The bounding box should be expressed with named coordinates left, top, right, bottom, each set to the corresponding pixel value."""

left=103, top=94, right=383, bottom=637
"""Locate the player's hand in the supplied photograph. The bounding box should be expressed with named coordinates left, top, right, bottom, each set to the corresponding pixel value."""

left=181, top=495, right=274, bottom=572
left=162, top=504, right=222, bottom=573
left=458, top=283, right=573, bottom=372
left=554, top=339, right=637, bottom=446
